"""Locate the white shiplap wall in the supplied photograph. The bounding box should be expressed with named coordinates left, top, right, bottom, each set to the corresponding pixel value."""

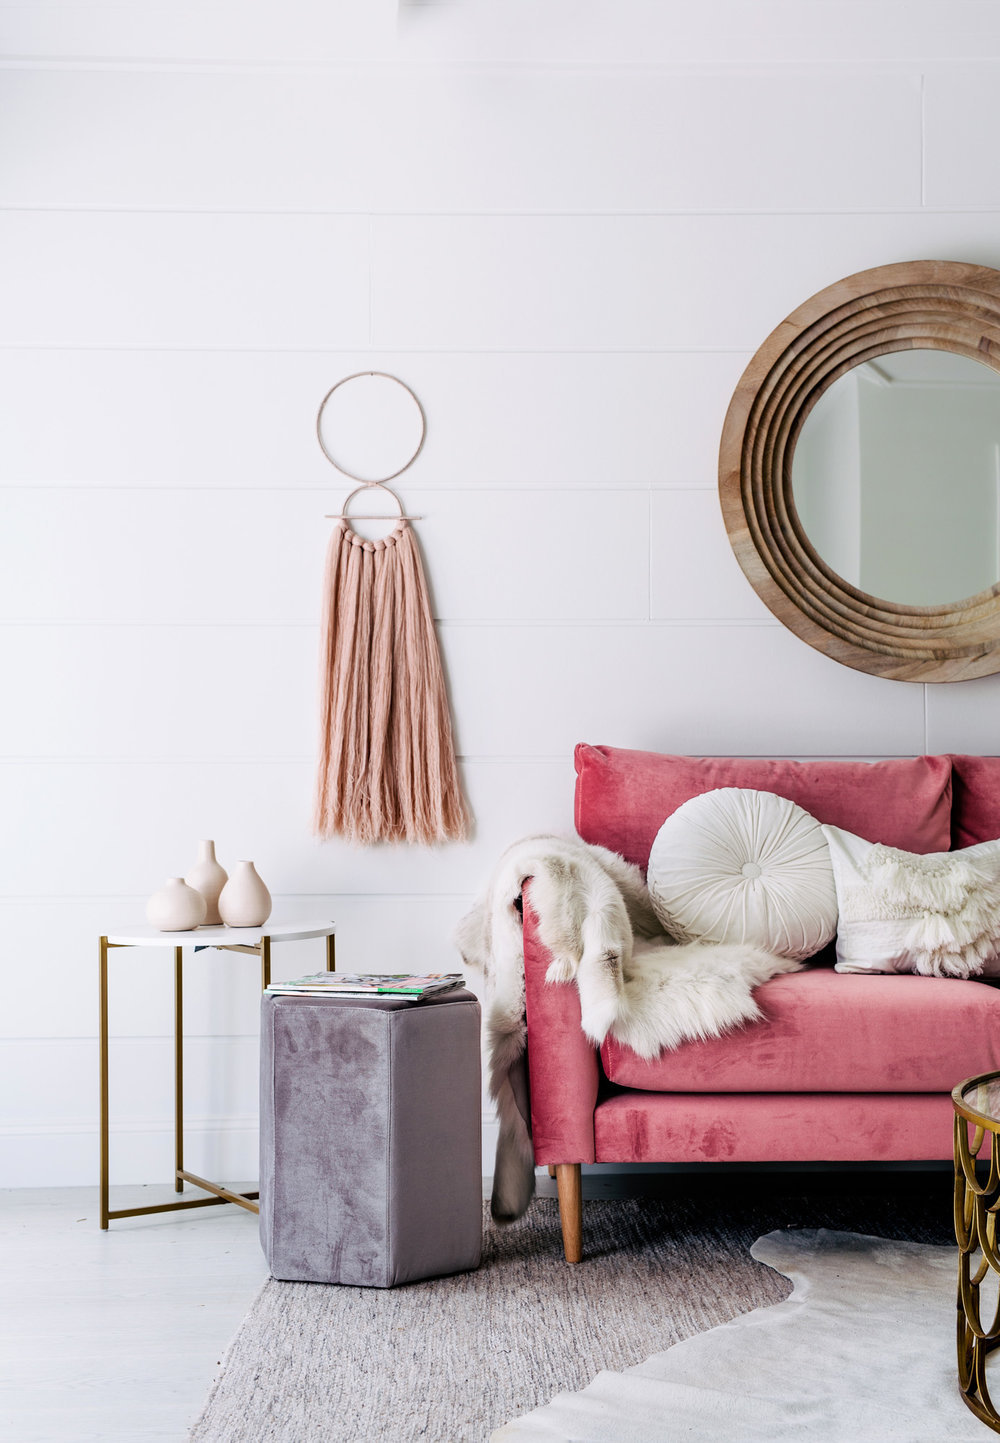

left=4, top=1, right=1000, bottom=1184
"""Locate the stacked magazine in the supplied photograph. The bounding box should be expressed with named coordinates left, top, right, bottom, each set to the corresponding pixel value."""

left=264, top=971, right=465, bottom=1000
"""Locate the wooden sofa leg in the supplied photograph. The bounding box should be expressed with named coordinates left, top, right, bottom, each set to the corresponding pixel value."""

left=555, top=1164, right=583, bottom=1263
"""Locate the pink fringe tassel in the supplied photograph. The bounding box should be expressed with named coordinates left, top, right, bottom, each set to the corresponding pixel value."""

left=314, top=520, right=470, bottom=845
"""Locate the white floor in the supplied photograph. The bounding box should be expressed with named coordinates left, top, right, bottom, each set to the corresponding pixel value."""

left=0, top=1184, right=268, bottom=1443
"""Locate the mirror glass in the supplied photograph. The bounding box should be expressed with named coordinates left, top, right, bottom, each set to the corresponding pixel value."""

left=791, top=349, right=1000, bottom=606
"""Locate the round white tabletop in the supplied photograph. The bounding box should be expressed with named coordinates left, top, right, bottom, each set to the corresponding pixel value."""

left=105, top=919, right=336, bottom=947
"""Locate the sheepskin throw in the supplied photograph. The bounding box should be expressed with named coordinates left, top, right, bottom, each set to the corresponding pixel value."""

left=824, top=825, right=1000, bottom=978
left=456, top=835, right=797, bottom=1223
left=314, top=520, right=469, bottom=845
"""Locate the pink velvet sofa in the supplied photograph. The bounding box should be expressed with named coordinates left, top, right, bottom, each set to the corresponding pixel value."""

left=525, top=745, right=1000, bottom=1261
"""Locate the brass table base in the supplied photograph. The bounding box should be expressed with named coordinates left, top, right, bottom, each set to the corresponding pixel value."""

left=99, top=929, right=335, bottom=1229
left=954, top=1105, right=1000, bottom=1432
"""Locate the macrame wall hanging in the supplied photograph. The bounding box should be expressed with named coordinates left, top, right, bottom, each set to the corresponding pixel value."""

left=313, top=372, right=470, bottom=846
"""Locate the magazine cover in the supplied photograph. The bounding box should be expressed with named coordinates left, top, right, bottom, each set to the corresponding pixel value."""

left=265, top=971, right=464, bottom=998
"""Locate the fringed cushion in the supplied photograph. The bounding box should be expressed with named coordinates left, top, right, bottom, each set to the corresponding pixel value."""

left=646, top=787, right=838, bottom=960
left=823, top=824, right=1000, bottom=978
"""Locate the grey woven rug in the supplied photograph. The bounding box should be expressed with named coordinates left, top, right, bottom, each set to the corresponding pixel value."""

left=189, top=1173, right=955, bottom=1443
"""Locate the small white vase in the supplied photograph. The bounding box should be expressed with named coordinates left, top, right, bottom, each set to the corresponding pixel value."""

left=218, top=861, right=272, bottom=928
left=185, top=840, right=228, bottom=926
left=146, top=877, right=208, bottom=932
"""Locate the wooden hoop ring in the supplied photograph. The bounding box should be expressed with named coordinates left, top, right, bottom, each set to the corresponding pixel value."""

left=316, top=372, right=426, bottom=484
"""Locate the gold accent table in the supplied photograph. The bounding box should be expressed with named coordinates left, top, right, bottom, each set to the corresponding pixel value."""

left=99, top=919, right=336, bottom=1230
left=953, top=1070, right=1000, bottom=1432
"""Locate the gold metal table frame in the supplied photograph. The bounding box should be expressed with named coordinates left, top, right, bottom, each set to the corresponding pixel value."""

left=953, top=1070, right=1000, bottom=1433
left=98, top=920, right=336, bottom=1229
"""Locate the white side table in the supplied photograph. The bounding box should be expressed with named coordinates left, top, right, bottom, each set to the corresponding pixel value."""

left=98, top=919, right=336, bottom=1229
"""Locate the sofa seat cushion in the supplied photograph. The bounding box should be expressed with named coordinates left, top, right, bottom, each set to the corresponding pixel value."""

left=599, top=969, right=1000, bottom=1093
left=592, top=1091, right=953, bottom=1163
left=574, top=745, right=953, bottom=870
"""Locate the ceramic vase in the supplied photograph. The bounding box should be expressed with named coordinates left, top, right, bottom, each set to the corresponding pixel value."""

left=185, top=840, right=228, bottom=926
left=146, top=877, right=208, bottom=932
left=218, top=860, right=272, bottom=928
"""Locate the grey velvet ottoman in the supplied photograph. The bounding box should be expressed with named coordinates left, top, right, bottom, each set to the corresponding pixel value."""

left=259, top=987, right=482, bottom=1287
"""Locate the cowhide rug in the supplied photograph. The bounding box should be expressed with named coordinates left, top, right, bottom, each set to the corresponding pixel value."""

left=493, top=1228, right=981, bottom=1442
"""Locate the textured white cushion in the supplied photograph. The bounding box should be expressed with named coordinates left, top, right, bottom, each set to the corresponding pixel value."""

left=823, top=825, right=1000, bottom=978
left=647, top=788, right=837, bottom=960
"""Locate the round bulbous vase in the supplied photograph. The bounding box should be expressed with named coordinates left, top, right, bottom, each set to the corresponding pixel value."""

left=146, top=877, right=208, bottom=932
left=185, top=840, right=228, bottom=926
left=218, top=861, right=272, bottom=928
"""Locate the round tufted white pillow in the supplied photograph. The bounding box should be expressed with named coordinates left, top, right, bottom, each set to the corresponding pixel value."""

left=647, top=787, right=838, bottom=960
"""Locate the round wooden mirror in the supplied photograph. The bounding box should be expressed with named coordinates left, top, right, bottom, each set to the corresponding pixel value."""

left=719, top=259, right=1000, bottom=681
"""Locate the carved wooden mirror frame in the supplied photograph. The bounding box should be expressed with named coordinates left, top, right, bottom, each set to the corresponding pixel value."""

left=719, top=259, right=1000, bottom=682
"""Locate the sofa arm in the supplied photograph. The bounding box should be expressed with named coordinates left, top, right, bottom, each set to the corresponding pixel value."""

left=522, top=881, right=599, bottom=1165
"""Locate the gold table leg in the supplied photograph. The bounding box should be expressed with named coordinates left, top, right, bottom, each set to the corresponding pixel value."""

left=326, top=933, right=336, bottom=972
left=174, top=946, right=183, bottom=1193
left=99, top=936, right=110, bottom=1231
left=955, top=1113, right=1000, bottom=1432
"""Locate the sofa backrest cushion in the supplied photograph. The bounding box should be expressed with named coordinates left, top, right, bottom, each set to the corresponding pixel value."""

left=574, top=744, right=953, bottom=870
left=950, top=755, right=1000, bottom=848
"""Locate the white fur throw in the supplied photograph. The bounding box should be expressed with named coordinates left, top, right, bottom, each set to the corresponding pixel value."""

left=455, top=835, right=797, bottom=1223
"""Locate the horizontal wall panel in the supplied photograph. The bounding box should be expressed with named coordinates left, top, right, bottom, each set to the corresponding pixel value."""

left=0, top=68, right=920, bottom=213
left=0, top=1118, right=498, bottom=1189
left=0, top=1115, right=261, bottom=1189
left=0, top=488, right=649, bottom=624
left=924, top=69, right=1000, bottom=208
left=0, top=489, right=327, bottom=626
left=0, top=612, right=915, bottom=763
left=0, top=212, right=370, bottom=349
left=0, top=349, right=748, bottom=491
left=0, top=758, right=575, bottom=898
left=399, top=5, right=1000, bottom=65
left=0, top=625, right=319, bottom=759
left=651, top=490, right=775, bottom=621
left=0, top=894, right=477, bottom=1042
left=372, top=212, right=1000, bottom=353
left=424, top=489, right=650, bottom=620
left=0, top=1036, right=257, bottom=1131
left=14, top=210, right=1000, bottom=357
left=0, top=4, right=400, bottom=64
left=445, top=623, right=927, bottom=760
left=0, top=1034, right=260, bottom=1187
left=925, top=674, right=1000, bottom=757
left=2, top=3, right=998, bottom=63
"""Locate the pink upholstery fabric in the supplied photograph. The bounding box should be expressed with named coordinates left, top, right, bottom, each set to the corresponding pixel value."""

left=574, top=745, right=953, bottom=869
left=593, top=1091, right=954, bottom=1163
left=522, top=887, right=598, bottom=1165
left=600, top=970, right=1000, bottom=1093
left=950, top=754, right=1000, bottom=848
